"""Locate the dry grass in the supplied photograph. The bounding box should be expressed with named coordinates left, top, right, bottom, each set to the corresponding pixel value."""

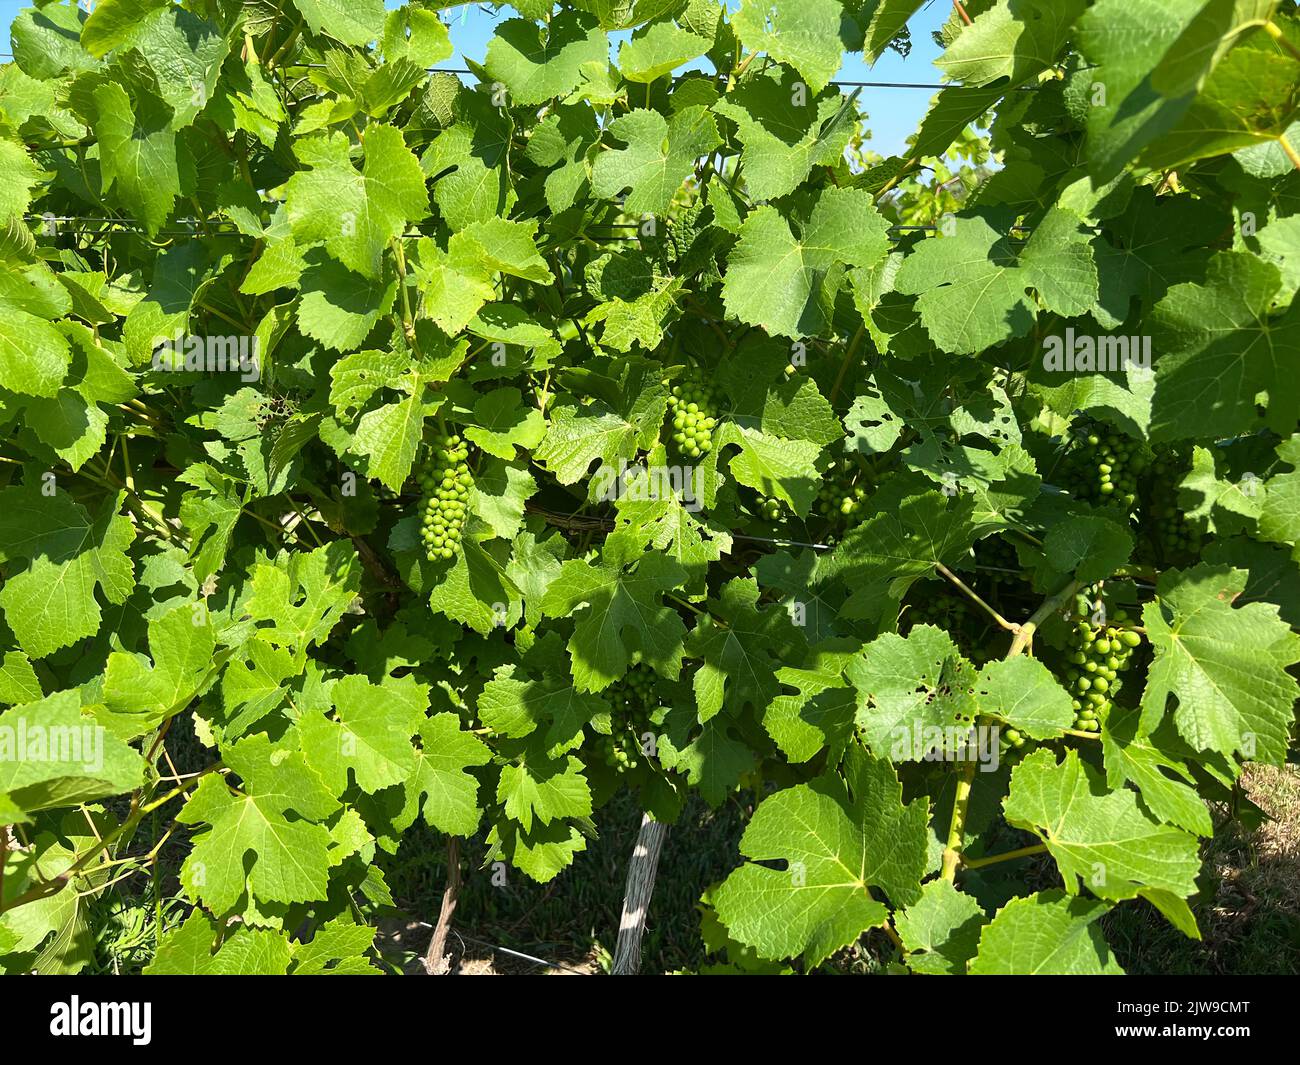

left=1105, top=763, right=1300, bottom=975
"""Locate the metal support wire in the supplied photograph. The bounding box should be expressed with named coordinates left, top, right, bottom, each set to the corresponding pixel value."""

left=22, top=215, right=1051, bottom=245
left=404, top=918, right=593, bottom=975
left=0, top=51, right=1040, bottom=95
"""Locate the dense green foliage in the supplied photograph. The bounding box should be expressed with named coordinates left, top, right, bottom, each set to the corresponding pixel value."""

left=1, top=0, right=1299, bottom=976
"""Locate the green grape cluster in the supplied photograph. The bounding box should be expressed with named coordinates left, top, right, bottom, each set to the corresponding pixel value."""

left=974, top=535, right=1020, bottom=593
left=758, top=496, right=783, bottom=521
left=1062, top=424, right=1145, bottom=510
left=664, top=369, right=719, bottom=459
left=597, top=665, right=659, bottom=772
left=1147, top=450, right=1205, bottom=561
left=816, top=457, right=871, bottom=523
left=1000, top=727, right=1028, bottom=751
left=417, top=432, right=472, bottom=562
left=1061, top=603, right=1141, bottom=731
left=906, top=589, right=971, bottom=633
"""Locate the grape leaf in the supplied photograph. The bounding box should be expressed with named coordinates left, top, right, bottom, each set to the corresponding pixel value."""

left=1102, top=706, right=1213, bottom=838
left=658, top=712, right=755, bottom=806
left=479, top=662, right=606, bottom=758
left=894, top=207, right=1097, bottom=355
left=1150, top=252, right=1300, bottom=441
left=0, top=691, right=145, bottom=817
left=761, top=649, right=858, bottom=763
left=1003, top=748, right=1202, bottom=900
left=93, top=80, right=184, bottom=238
left=847, top=627, right=978, bottom=759
left=286, top=126, right=428, bottom=279
left=723, top=187, right=891, bottom=339
left=102, top=604, right=216, bottom=731
left=292, top=0, right=386, bottom=47
left=618, top=21, right=712, bottom=82
left=1140, top=564, right=1300, bottom=765
left=178, top=734, right=342, bottom=915
left=1043, top=515, right=1134, bottom=583
left=937, top=0, right=1086, bottom=87
left=895, top=878, right=985, bottom=976
left=970, top=891, right=1123, bottom=975
left=498, top=754, right=593, bottom=833
left=0, top=487, right=136, bottom=659
left=732, top=0, right=846, bottom=93
left=686, top=578, right=807, bottom=722
left=712, top=69, right=857, bottom=201
left=539, top=534, right=688, bottom=691
left=485, top=12, right=609, bottom=106
left=714, top=749, right=926, bottom=965
left=592, top=106, right=721, bottom=219
left=465, top=388, right=548, bottom=460
left=396, top=712, right=492, bottom=836
left=244, top=541, right=362, bottom=659
left=974, top=655, right=1075, bottom=740
left=1075, top=0, right=1205, bottom=183
left=299, top=675, right=428, bottom=795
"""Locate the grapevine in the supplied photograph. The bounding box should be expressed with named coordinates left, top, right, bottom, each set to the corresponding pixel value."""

left=0, top=0, right=1296, bottom=985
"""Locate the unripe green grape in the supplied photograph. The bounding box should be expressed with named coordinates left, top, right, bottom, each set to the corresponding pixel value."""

left=417, top=432, right=475, bottom=563
left=815, top=456, right=876, bottom=542
left=663, top=367, right=719, bottom=457
left=1144, top=446, right=1208, bottom=564
left=904, top=589, right=972, bottom=642
left=1060, top=419, right=1146, bottom=514
left=595, top=664, right=662, bottom=778
left=1058, top=602, right=1143, bottom=730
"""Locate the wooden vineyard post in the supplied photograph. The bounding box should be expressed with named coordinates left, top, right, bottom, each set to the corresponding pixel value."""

left=611, top=814, right=668, bottom=975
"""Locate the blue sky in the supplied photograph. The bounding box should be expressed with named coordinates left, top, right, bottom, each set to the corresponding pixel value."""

left=1, top=0, right=951, bottom=154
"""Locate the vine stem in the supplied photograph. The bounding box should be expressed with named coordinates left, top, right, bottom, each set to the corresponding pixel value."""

left=86, top=460, right=177, bottom=543
left=266, top=18, right=303, bottom=70
left=939, top=766, right=975, bottom=882
left=257, top=0, right=285, bottom=62
left=1063, top=728, right=1101, bottom=741
left=940, top=577, right=1081, bottom=881
left=960, top=843, right=1047, bottom=871
left=953, top=0, right=973, bottom=26
left=936, top=562, right=1016, bottom=632
left=828, top=325, right=866, bottom=406
left=1007, top=578, right=1080, bottom=658
left=0, top=769, right=217, bottom=915
left=422, top=836, right=461, bottom=975
left=872, top=157, right=920, bottom=205
left=1265, top=20, right=1300, bottom=64
left=1279, top=132, right=1300, bottom=173
left=391, top=238, right=419, bottom=350
left=725, top=50, right=758, bottom=91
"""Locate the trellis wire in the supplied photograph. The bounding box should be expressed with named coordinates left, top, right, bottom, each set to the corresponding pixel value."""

left=22, top=215, right=1042, bottom=242
left=406, top=919, right=592, bottom=975
left=0, top=52, right=1040, bottom=94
